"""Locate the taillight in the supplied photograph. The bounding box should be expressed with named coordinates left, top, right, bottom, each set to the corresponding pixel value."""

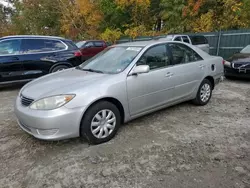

left=74, top=51, right=82, bottom=57
left=222, top=60, right=225, bottom=65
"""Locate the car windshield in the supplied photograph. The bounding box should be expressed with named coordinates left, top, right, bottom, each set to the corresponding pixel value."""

left=240, top=45, right=250, bottom=54
left=78, top=46, right=142, bottom=74
left=76, top=41, right=86, bottom=48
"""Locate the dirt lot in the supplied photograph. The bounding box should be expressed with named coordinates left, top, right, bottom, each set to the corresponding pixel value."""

left=0, top=80, right=250, bottom=188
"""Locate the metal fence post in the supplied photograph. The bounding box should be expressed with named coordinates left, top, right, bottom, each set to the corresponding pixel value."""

left=216, top=29, right=222, bottom=56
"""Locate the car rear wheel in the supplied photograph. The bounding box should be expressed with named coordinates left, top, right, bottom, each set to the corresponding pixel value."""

left=192, top=79, right=212, bottom=106
left=51, top=65, right=70, bottom=73
left=80, top=101, right=121, bottom=144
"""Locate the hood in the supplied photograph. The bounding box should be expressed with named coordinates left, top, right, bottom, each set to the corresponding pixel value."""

left=21, top=68, right=111, bottom=99
left=228, top=53, right=250, bottom=63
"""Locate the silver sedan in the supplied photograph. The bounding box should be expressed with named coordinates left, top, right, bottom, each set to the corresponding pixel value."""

left=15, top=41, right=224, bottom=144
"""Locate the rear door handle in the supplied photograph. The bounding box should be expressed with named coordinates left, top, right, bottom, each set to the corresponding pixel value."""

left=199, top=64, right=205, bottom=69
left=10, top=56, right=19, bottom=60
left=165, top=72, right=174, bottom=77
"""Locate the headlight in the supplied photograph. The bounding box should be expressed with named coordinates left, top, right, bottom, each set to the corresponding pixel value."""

left=30, top=95, right=75, bottom=110
left=224, top=60, right=231, bottom=67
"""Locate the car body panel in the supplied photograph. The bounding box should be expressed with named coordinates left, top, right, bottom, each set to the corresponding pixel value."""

left=15, top=41, right=224, bottom=140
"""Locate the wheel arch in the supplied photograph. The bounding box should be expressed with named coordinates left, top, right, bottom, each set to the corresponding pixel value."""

left=204, top=76, right=215, bottom=90
left=80, top=97, right=125, bottom=126
left=49, top=62, right=73, bottom=73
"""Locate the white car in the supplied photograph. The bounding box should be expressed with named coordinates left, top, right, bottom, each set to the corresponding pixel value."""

left=158, top=35, right=210, bottom=54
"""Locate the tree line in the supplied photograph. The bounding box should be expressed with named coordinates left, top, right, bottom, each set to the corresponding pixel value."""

left=0, top=0, right=250, bottom=42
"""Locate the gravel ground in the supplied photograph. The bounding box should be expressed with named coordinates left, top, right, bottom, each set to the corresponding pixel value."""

left=0, top=80, right=250, bottom=188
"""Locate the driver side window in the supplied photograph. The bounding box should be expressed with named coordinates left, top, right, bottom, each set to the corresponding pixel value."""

left=0, top=39, right=21, bottom=55
left=85, top=42, right=94, bottom=48
left=137, top=45, right=170, bottom=70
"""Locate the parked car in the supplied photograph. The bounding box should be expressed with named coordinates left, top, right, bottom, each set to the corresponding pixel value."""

left=158, top=34, right=210, bottom=54
left=76, top=40, right=107, bottom=61
left=224, top=45, right=250, bottom=79
left=0, top=35, right=83, bottom=85
left=15, top=41, right=224, bottom=144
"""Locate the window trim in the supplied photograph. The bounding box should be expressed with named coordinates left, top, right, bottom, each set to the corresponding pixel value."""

left=167, top=42, right=204, bottom=66
left=134, top=43, right=172, bottom=72
left=0, top=38, right=68, bottom=56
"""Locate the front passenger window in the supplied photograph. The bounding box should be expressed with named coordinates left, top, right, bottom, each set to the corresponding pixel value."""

left=137, top=45, right=170, bottom=70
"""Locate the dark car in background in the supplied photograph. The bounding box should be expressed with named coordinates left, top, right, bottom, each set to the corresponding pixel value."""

left=224, top=45, right=250, bottom=79
left=0, top=35, right=83, bottom=85
left=76, top=40, right=107, bottom=61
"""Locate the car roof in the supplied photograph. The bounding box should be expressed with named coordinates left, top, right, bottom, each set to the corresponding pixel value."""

left=76, top=40, right=105, bottom=42
left=115, top=40, right=172, bottom=47
left=0, top=35, right=66, bottom=40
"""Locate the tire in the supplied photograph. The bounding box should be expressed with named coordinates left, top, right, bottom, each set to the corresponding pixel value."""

left=51, top=65, right=70, bottom=73
left=192, top=79, right=212, bottom=106
left=80, top=101, right=121, bottom=145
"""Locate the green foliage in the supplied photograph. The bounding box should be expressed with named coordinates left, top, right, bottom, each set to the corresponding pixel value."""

left=0, top=0, right=250, bottom=40
left=100, top=28, right=122, bottom=43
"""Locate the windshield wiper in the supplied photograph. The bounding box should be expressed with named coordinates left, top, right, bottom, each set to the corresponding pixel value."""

left=80, top=68, right=104, bottom=74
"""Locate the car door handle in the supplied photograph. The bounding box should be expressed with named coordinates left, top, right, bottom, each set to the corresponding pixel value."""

left=165, top=72, right=174, bottom=77
left=199, top=64, right=205, bottom=69
left=10, top=56, right=19, bottom=60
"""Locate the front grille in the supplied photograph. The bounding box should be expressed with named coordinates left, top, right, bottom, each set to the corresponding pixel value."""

left=21, top=95, right=34, bottom=107
left=233, top=62, right=250, bottom=69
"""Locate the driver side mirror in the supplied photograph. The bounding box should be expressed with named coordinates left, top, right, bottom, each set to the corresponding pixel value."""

left=132, top=65, right=150, bottom=75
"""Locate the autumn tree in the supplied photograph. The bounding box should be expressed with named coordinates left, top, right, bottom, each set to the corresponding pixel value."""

left=59, top=0, right=103, bottom=40
left=183, top=0, right=250, bottom=32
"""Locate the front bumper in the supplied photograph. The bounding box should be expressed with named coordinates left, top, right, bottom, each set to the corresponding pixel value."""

left=14, top=96, right=86, bottom=140
left=224, top=66, right=250, bottom=79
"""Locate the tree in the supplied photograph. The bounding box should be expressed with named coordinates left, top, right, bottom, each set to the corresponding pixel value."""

left=183, top=0, right=249, bottom=32
left=59, top=0, right=103, bottom=40
left=160, top=0, right=187, bottom=33
left=11, top=0, right=61, bottom=35
left=100, top=28, right=122, bottom=43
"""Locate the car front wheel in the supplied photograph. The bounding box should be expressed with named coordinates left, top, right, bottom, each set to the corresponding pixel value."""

left=80, top=101, right=121, bottom=144
left=193, top=79, right=212, bottom=106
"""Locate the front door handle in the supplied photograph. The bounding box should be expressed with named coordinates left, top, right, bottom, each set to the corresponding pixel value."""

left=165, top=72, right=174, bottom=77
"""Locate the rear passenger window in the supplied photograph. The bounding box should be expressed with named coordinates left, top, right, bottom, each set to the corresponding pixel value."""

left=94, top=41, right=104, bottom=47
left=0, top=39, right=21, bottom=55
left=174, top=37, right=182, bottom=42
left=137, top=45, right=170, bottom=70
left=44, top=40, right=66, bottom=51
left=21, top=39, right=66, bottom=54
left=182, top=36, right=190, bottom=43
left=189, top=36, right=208, bottom=45
left=168, top=43, right=203, bottom=65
